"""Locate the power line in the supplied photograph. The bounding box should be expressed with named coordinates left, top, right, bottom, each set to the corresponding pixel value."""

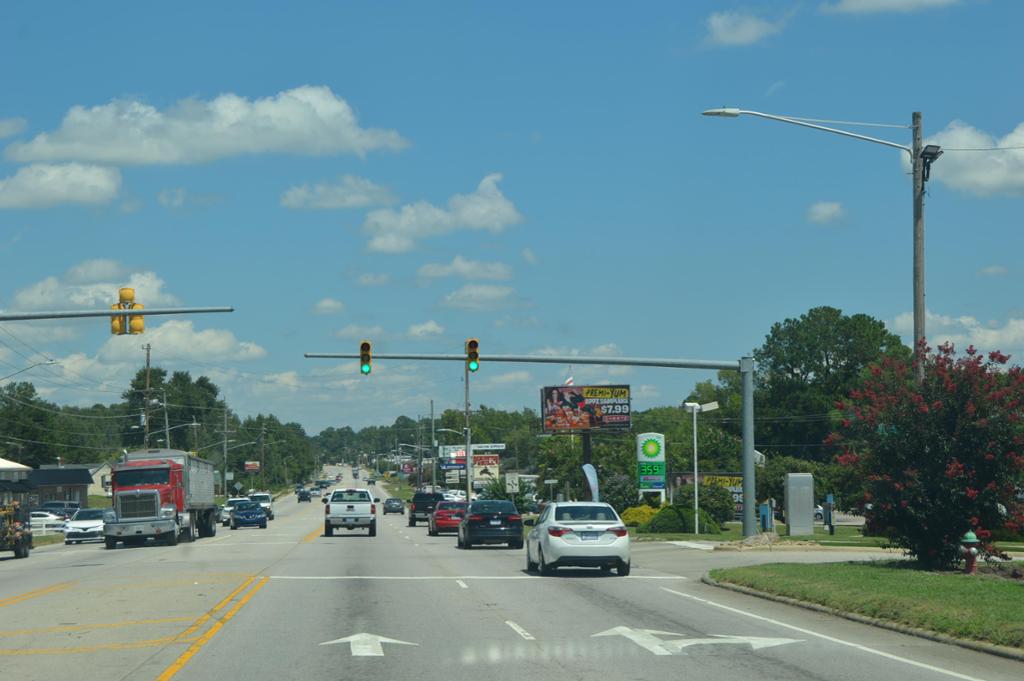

left=942, top=146, right=1024, bottom=152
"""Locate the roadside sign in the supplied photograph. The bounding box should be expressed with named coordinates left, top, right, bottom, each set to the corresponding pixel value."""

left=472, top=453, right=499, bottom=484
left=541, top=385, right=631, bottom=432
left=505, top=472, right=519, bottom=493
left=439, top=463, right=465, bottom=471
left=543, top=479, right=558, bottom=485
left=636, top=433, right=666, bottom=490
left=244, top=460, right=260, bottom=472
left=470, top=443, right=506, bottom=451
left=225, top=472, right=235, bottom=481
left=233, top=482, right=243, bottom=492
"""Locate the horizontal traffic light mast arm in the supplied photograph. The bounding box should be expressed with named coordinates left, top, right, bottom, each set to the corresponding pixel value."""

left=0, top=307, right=234, bottom=321
left=304, top=352, right=741, bottom=371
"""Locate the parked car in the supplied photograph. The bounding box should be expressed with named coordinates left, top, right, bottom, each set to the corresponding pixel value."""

left=525, top=501, right=630, bottom=576
left=297, top=489, right=312, bottom=502
left=39, top=500, right=80, bottom=520
left=457, top=500, right=523, bottom=549
left=429, top=501, right=467, bottom=536
left=229, top=500, right=267, bottom=530
left=222, top=497, right=251, bottom=526
left=30, top=510, right=66, bottom=531
left=64, top=508, right=114, bottom=544
left=382, top=498, right=404, bottom=515
left=249, top=493, right=274, bottom=520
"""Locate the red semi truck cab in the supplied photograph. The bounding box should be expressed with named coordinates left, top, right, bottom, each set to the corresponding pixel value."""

left=105, top=448, right=218, bottom=549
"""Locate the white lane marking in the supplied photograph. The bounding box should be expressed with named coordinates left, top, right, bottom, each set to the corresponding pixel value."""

left=668, top=541, right=714, bottom=551
left=505, top=620, right=535, bottom=641
left=592, top=626, right=684, bottom=655
left=661, top=588, right=992, bottom=681
left=456, top=579, right=468, bottom=589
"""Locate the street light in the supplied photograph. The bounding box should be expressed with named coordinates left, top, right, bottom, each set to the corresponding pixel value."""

left=684, top=400, right=719, bottom=536
left=702, top=108, right=939, bottom=381
left=0, top=359, right=58, bottom=382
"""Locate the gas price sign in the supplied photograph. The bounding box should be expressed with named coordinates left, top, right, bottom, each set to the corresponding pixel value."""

left=636, top=433, right=666, bottom=490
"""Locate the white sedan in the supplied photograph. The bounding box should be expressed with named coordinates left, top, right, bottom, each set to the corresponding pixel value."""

left=525, top=502, right=631, bottom=576
left=64, top=508, right=114, bottom=544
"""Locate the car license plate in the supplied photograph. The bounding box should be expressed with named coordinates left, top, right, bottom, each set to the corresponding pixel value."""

left=580, top=531, right=600, bottom=541
left=490, top=519, right=501, bottom=526
left=344, top=518, right=353, bottom=523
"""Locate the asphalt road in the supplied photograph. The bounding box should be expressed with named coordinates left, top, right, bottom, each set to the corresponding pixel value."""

left=2, top=465, right=1021, bottom=681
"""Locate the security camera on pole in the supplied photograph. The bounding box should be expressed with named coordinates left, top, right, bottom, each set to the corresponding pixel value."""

left=684, top=401, right=719, bottom=535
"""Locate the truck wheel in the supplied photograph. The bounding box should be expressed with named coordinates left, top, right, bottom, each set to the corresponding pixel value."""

left=105, top=537, right=117, bottom=550
left=368, top=522, right=377, bottom=537
left=324, top=523, right=333, bottom=537
left=14, top=539, right=27, bottom=558
left=165, top=529, right=178, bottom=546
left=183, top=515, right=196, bottom=542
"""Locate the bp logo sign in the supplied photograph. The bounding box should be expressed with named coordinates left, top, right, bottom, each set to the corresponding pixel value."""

left=640, top=437, right=662, bottom=459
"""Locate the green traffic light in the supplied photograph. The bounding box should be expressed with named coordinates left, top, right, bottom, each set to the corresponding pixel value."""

left=361, top=363, right=371, bottom=374
left=468, top=360, right=479, bottom=372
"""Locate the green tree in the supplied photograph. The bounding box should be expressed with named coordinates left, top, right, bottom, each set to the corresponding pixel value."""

left=832, top=344, right=1024, bottom=568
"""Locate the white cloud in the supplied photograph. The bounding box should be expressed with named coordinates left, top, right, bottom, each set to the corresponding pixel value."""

left=821, top=0, right=958, bottom=13
left=335, top=324, right=384, bottom=340
left=890, top=310, right=1024, bottom=357
left=765, top=81, right=786, bottom=97
left=98, top=319, right=265, bottom=362
left=12, top=266, right=179, bottom=310
left=407, top=320, right=444, bottom=337
left=806, top=201, right=845, bottom=224
left=978, top=265, right=1007, bottom=277
left=0, top=117, right=27, bottom=138
left=357, top=273, right=391, bottom=287
left=312, top=297, right=344, bottom=314
left=361, top=174, right=523, bottom=253
left=706, top=11, right=784, bottom=46
left=281, top=174, right=395, bottom=209
left=490, top=371, right=532, bottom=385
left=521, top=248, right=539, bottom=266
left=251, top=371, right=302, bottom=395
left=0, top=163, right=120, bottom=208
left=442, top=284, right=516, bottom=311
left=6, top=85, right=407, bottom=165
left=909, top=120, right=1024, bottom=196
left=532, top=343, right=631, bottom=378
left=418, top=255, right=512, bottom=281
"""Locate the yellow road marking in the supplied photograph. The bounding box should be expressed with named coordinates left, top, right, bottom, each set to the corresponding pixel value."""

left=0, top=582, right=75, bottom=609
left=0, top=616, right=193, bottom=638
left=176, top=574, right=257, bottom=639
left=0, top=635, right=198, bottom=656
left=156, top=576, right=269, bottom=681
left=301, top=524, right=323, bottom=543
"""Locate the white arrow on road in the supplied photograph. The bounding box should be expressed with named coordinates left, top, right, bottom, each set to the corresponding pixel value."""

left=592, top=626, right=688, bottom=655
left=593, top=627, right=801, bottom=655
left=666, top=635, right=802, bottom=651
left=320, top=632, right=418, bottom=657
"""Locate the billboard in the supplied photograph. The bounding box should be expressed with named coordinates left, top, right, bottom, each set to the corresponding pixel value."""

left=472, top=453, right=500, bottom=484
left=244, top=461, right=260, bottom=472
left=541, top=385, right=631, bottom=432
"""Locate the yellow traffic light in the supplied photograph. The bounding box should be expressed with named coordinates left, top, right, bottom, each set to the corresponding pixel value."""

left=129, top=303, right=145, bottom=334
left=119, top=287, right=135, bottom=305
left=465, top=338, right=480, bottom=372
left=110, top=304, right=124, bottom=335
left=359, top=340, right=372, bottom=375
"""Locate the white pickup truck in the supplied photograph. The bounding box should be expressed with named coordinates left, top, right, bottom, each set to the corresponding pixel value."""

left=324, top=488, right=379, bottom=537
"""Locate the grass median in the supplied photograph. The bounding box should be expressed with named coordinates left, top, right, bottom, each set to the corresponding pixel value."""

left=710, top=560, right=1024, bottom=649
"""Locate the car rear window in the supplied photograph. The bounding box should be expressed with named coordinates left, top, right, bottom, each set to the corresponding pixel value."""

left=552, top=505, right=617, bottom=523
left=470, top=501, right=518, bottom=514
left=331, top=491, right=371, bottom=502
left=436, top=501, right=466, bottom=511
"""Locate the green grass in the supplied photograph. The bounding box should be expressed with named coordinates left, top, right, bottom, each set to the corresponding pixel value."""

left=632, top=523, right=745, bottom=542
left=381, top=478, right=414, bottom=502
left=776, top=524, right=888, bottom=548
left=88, top=495, right=112, bottom=508
left=32, top=533, right=65, bottom=547
left=711, top=561, right=1024, bottom=648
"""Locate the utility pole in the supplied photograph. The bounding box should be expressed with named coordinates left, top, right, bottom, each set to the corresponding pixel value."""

left=464, top=363, right=472, bottom=502
left=430, top=399, right=436, bottom=493
left=142, top=344, right=151, bottom=447
left=260, top=426, right=266, bottom=491
left=162, top=389, right=170, bottom=449
left=912, top=111, right=926, bottom=382
left=219, top=408, right=234, bottom=496
left=190, top=415, right=200, bottom=453
left=416, top=414, right=423, bottom=490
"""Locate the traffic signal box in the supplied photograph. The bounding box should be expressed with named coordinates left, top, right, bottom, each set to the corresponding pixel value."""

left=110, top=287, right=144, bottom=335
left=360, top=340, right=372, bottom=374
left=466, top=338, right=480, bottom=372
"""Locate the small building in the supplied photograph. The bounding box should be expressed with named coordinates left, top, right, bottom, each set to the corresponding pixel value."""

left=40, top=462, right=113, bottom=498
left=0, top=456, right=33, bottom=505
left=27, top=468, right=93, bottom=507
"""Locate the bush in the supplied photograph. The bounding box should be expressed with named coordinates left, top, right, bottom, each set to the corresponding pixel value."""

left=620, top=505, right=659, bottom=527
left=673, top=484, right=735, bottom=524
left=639, top=506, right=720, bottom=534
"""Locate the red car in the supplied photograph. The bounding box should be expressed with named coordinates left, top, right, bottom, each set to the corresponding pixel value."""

left=428, top=501, right=467, bottom=536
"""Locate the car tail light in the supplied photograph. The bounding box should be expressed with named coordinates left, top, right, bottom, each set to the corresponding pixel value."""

left=606, top=526, right=628, bottom=537
left=324, top=503, right=330, bottom=515
left=548, top=526, right=572, bottom=537
left=507, top=515, right=522, bottom=523
left=371, top=504, right=376, bottom=515
left=409, top=503, right=416, bottom=512
left=468, top=514, right=484, bottom=522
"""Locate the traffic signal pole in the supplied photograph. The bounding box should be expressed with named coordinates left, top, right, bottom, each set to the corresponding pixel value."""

left=0, top=307, right=233, bottom=321
left=305, top=351, right=759, bottom=537
left=464, top=361, right=472, bottom=502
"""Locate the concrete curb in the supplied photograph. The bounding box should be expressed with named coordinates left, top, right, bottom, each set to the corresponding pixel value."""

left=701, top=573, right=1024, bottom=663
left=713, top=543, right=897, bottom=553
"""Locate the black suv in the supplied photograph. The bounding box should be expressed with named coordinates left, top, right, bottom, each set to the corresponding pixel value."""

left=382, top=498, right=404, bottom=515
left=297, top=489, right=312, bottom=502
left=408, top=492, right=444, bottom=527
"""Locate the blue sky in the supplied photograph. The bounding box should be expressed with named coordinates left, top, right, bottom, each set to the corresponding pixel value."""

left=1, top=1, right=1022, bottom=433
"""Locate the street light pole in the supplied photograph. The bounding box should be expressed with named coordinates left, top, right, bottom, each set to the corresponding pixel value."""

left=702, top=108, right=940, bottom=381
left=465, top=363, right=472, bottom=502
left=684, top=401, right=719, bottom=536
